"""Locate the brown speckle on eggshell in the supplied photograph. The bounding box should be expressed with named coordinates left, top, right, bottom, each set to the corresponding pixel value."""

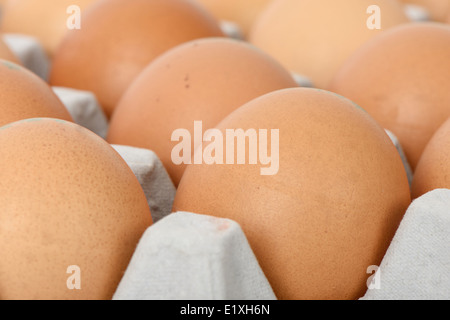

left=49, top=0, right=225, bottom=118
left=107, top=37, right=298, bottom=186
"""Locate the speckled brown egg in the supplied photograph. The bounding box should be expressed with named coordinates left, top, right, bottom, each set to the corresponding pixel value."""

left=0, top=0, right=97, bottom=57
left=49, top=0, right=224, bottom=118
left=0, top=118, right=152, bottom=300
left=0, top=59, right=72, bottom=127
left=249, top=0, right=409, bottom=89
left=411, top=117, right=450, bottom=198
left=107, top=37, right=298, bottom=186
left=399, top=0, right=450, bottom=22
left=194, top=0, right=273, bottom=37
left=329, top=22, right=450, bottom=171
left=172, top=88, right=411, bottom=300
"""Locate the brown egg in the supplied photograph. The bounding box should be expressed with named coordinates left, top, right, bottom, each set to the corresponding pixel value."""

left=399, top=0, right=450, bottom=22
left=194, top=0, right=273, bottom=37
left=172, top=88, right=411, bottom=300
left=249, top=0, right=409, bottom=89
left=0, top=0, right=97, bottom=57
left=0, top=59, right=72, bottom=127
left=329, top=22, right=450, bottom=171
left=411, top=117, right=450, bottom=199
left=49, top=0, right=224, bottom=118
left=0, top=36, right=19, bottom=64
left=107, top=37, right=298, bottom=186
left=0, top=118, right=152, bottom=300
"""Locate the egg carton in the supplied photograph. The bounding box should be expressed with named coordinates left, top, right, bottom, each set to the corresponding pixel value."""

left=2, top=33, right=50, bottom=81
left=113, top=189, right=450, bottom=301
left=1, top=25, right=449, bottom=301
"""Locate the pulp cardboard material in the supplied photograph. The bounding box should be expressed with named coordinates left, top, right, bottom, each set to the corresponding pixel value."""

left=112, top=145, right=176, bottom=224
left=52, top=86, right=109, bottom=139
left=361, top=189, right=450, bottom=300
left=113, top=211, right=277, bottom=300
left=2, top=33, right=50, bottom=80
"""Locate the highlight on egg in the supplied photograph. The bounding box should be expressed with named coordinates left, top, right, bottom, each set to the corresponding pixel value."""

left=0, top=118, right=152, bottom=300
left=49, top=0, right=225, bottom=118
left=173, top=88, right=412, bottom=300
left=107, top=37, right=298, bottom=186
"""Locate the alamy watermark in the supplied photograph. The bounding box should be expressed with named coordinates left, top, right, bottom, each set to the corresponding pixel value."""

left=367, top=265, right=381, bottom=290
left=66, top=265, right=81, bottom=290
left=171, top=121, right=280, bottom=176
left=66, top=5, right=81, bottom=30
left=64, top=4, right=382, bottom=31
left=64, top=264, right=380, bottom=293
left=367, top=5, right=382, bottom=30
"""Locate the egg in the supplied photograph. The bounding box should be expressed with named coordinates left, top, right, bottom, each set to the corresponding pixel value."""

left=0, top=118, right=152, bottom=300
left=411, top=117, right=450, bottom=199
left=194, top=0, right=273, bottom=37
left=107, top=37, right=298, bottom=186
left=0, top=36, right=19, bottom=63
left=172, top=88, right=411, bottom=300
left=399, top=0, right=450, bottom=22
left=0, top=59, right=72, bottom=127
left=0, top=0, right=97, bottom=57
left=49, top=0, right=224, bottom=118
left=249, top=0, right=409, bottom=89
left=329, top=22, right=450, bottom=171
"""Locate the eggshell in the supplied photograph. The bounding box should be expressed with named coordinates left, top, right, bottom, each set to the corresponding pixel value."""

left=411, top=117, right=450, bottom=199
left=194, top=0, right=273, bottom=37
left=329, top=22, right=450, bottom=171
left=249, top=0, right=409, bottom=89
left=0, top=118, right=152, bottom=300
left=399, top=0, right=450, bottom=22
left=0, top=0, right=97, bottom=57
left=0, top=59, right=72, bottom=127
left=172, top=88, right=412, bottom=300
left=107, top=38, right=298, bottom=186
left=49, top=0, right=224, bottom=118
left=0, top=36, right=18, bottom=63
